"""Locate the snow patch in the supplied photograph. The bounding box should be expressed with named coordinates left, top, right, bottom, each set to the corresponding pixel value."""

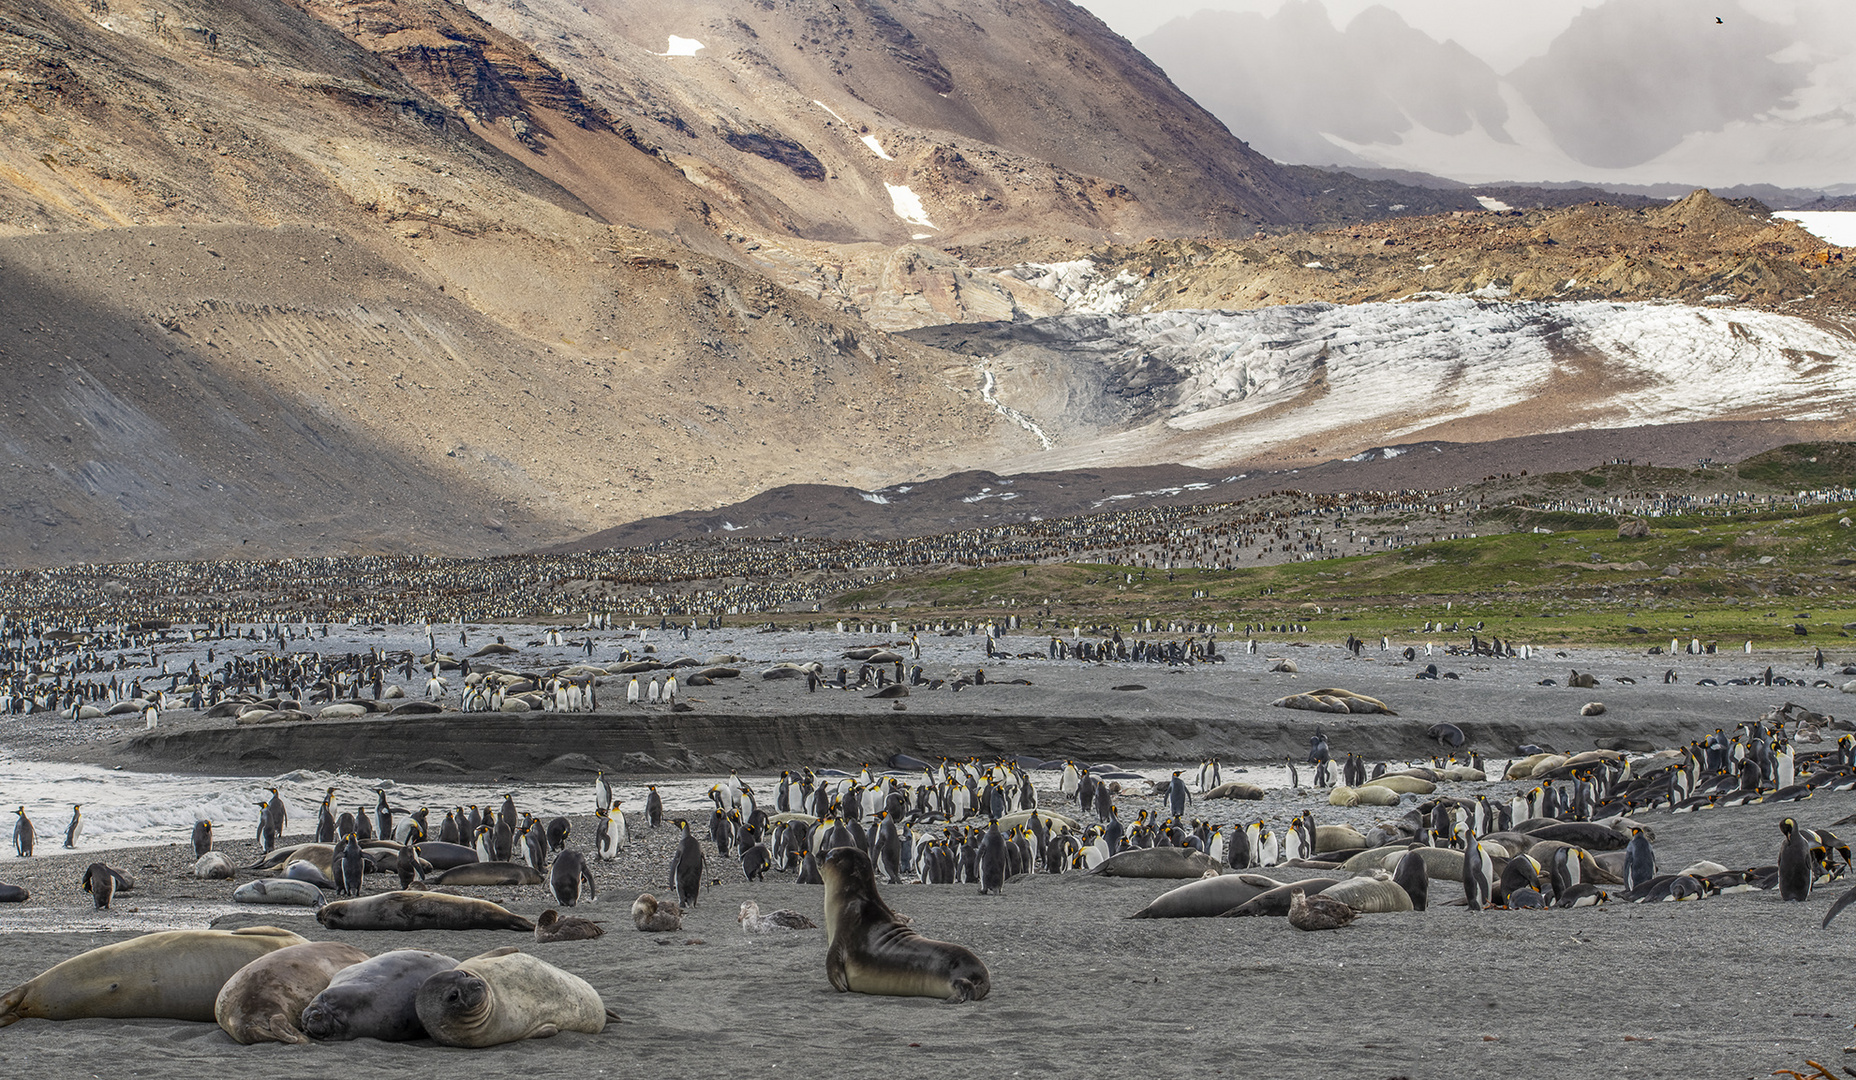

left=720, top=521, right=742, bottom=531
left=885, top=184, right=935, bottom=229
left=812, top=100, right=848, bottom=125
left=1777, top=211, right=1856, bottom=248
left=661, top=36, right=704, bottom=57
left=1475, top=196, right=1513, bottom=212
left=860, top=134, right=894, bottom=160
left=858, top=492, right=890, bottom=505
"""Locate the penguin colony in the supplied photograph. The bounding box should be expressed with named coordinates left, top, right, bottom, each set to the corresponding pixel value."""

left=3, top=478, right=1849, bottom=628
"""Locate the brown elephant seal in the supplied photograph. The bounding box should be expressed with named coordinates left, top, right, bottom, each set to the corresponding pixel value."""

left=213, top=941, right=369, bottom=1045
left=317, top=890, right=534, bottom=932
left=0, top=926, right=307, bottom=1026
left=416, top=947, right=615, bottom=1047
left=1087, top=846, right=1219, bottom=879
left=1130, top=873, right=1282, bottom=919
left=300, top=949, right=459, bottom=1042
left=1288, top=887, right=1357, bottom=930
left=1203, top=782, right=1266, bottom=801
left=1218, top=878, right=1342, bottom=916
left=822, top=847, right=989, bottom=1003
left=430, top=861, right=544, bottom=887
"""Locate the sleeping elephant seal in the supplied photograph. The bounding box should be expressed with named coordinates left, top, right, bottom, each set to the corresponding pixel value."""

left=416, top=947, right=615, bottom=1047
left=317, top=890, right=535, bottom=932
left=0, top=884, right=27, bottom=903
left=822, top=848, right=989, bottom=1003
left=0, top=926, right=307, bottom=1026
left=1218, top=879, right=1341, bottom=916
left=1203, top=782, right=1266, bottom=801
left=1087, top=847, right=1220, bottom=879
left=414, top=842, right=481, bottom=870
left=300, top=949, right=458, bottom=1042
left=213, top=941, right=369, bottom=1045
left=233, top=878, right=325, bottom=908
left=430, top=861, right=544, bottom=887
left=1321, top=874, right=1414, bottom=913
left=1130, top=873, right=1282, bottom=918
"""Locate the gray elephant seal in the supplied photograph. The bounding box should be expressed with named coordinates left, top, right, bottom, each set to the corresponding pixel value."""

left=1218, top=878, right=1342, bottom=916
left=1088, top=847, right=1220, bottom=879
left=213, top=941, right=369, bottom=1045
left=1130, top=873, right=1281, bottom=919
left=0, top=926, right=307, bottom=1026
left=300, top=949, right=459, bottom=1042
left=317, top=890, right=535, bottom=932
left=1321, top=875, right=1414, bottom=913
left=416, top=946, right=615, bottom=1047
left=233, top=878, right=325, bottom=908
left=430, top=862, right=545, bottom=887
left=822, top=848, right=989, bottom=1003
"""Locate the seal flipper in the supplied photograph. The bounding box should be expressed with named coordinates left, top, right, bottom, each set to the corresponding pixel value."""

left=260, top=1012, right=309, bottom=1045
left=471, top=946, right=521, bottom=960
left=0, top=984, right=27, bottom=1027
left=1822, top=884, right=1856, bottom=929
left=604, top=1007, right=622, bottom=1022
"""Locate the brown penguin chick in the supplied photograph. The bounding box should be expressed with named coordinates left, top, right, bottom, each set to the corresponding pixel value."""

left=738, top=900, right=818, bottom=932
left=535, top=908, right=606, bottom=942
left=1287, top=887, right=1356, bottom=931
left=632, top=892, right=684, bottom=932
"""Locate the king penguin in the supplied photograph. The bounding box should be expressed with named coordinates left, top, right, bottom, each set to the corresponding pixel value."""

left=1779, top=817, right=1813, bottom=902
left=63, top=804, right=82, bottom=849
left=11, top=807, right=33, bottom=858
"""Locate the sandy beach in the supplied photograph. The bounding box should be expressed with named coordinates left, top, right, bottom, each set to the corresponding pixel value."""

left=3, top=626, right=1854, bottom=1077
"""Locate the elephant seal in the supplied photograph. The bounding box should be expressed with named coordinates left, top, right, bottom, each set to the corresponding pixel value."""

left=317, top=890, right=534, bottom=932
left=1428, top=722, right=1466, bottom=747
left=281, top=861, right=337, bottom=890
left=1314, top=825, right=1368, bottom=853
left=1218, top=878, right=1342, bottom=916
left=1130, top=873, right=1282, bottom=918
left=0, top=926, right=307, bottom=1026
left=1321, top=874, right=1414, bottom=912
left=193, top=852, right=234, bottom=880
left=300, top=949, right=458, bottom=1042
left=213, top=941, right=369, bottom=1045
left=416, top=947, right=615, bottom=1047
left=821, top=847, right=989, bottom=1003
left=1359, top=774, right=1435, bottom=795
left=1087, top=847, right=1220, bottom=879
left=414, top=842, right=481, bottom=870
left=233, top=878, right=325, bottom=908
left=0, top=884, right=27, bottom=903
left=1203, top=782, right=1266, bottom=800
left=430, top=861, right=544, bottom=887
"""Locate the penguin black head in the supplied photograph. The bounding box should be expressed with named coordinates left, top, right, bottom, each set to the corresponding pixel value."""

left=1780, top=817, right=1797, bottom=836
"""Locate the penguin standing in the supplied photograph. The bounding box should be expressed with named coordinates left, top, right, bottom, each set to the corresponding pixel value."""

left=1623, top=827, right=1656, bottom=894
left=1166, top=772, right=1189, bottom=819
left=84, top=862, right=114, bottom=910
left=671, top=820, right=704, bottom=909
left=336, top=834, right=365, bottom=898
left=192, top=819, right=214, bottom=857
left=396, top=843, right=421, bottom=890
left=1463, top=832, right=1493, bottom=910
left=977, top=820, right=1008, bottom=895
left=374, top=789, right=393, bottom=842
left=594, top=773, right=612, bottom=813
left=550, top=850, right=596, bottom=907
left=1779, top=817, right=1813, bottom=902
left=645, top=787, right=663, bottom=828
left=595, top=807, right=623, bottom=860
left=12, top=808, right=33, bottom=858
left=64, top=804, right=83, bottom=849
left=1393, top=844, right=1429, bottom=911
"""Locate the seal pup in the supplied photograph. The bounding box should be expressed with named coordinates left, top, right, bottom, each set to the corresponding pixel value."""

left=631, top=893, right=682, bottom=932
left=1287, top=887, right=1356, bottom=931
left=739, top=900, right=817, bottom=932
left=300, top=949, right=459, bottom=1042
left=415, top=947, right=615, bottom=1048
left=213, top=941, right=369, bottom=1045
left=535, top=909, right=605, bottom=942
left=821, top=847, right=990, bottom=1003
left=0, top=926, right=307, bottom=1026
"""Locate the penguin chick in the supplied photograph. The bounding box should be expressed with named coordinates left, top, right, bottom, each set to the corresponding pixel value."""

left=535, top=908, right=606, bottom=943
left=632, top=892, right=683, bottom=932
left=738, top=900, right=818, bottom=933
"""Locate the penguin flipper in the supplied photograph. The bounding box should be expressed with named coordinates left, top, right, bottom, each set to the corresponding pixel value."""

left=1821, top=884, right=1856, bottom=929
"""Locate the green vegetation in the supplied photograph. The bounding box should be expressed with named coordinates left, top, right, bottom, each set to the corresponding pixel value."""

left=827, top=507, right=1856, bottom=647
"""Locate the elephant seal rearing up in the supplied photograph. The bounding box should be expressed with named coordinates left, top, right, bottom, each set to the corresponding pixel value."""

left=213, top=941, right=369, bottom=1045
left=416, top=946, right=615, bottom=1047
left=0, top=926, right=307, bottom=1026
left=821, top=847, right=989, bottom=1003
